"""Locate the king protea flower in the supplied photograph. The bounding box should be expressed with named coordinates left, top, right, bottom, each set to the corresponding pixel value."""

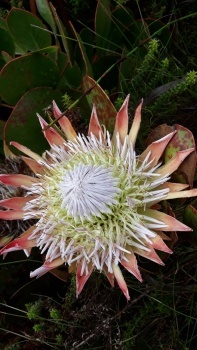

left=0, top=95, right=197, bottom=300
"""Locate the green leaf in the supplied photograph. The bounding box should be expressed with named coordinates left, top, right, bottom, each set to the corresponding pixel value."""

left=4, top=87, right=63, bottom=155
left=50, top=3, right=74, bottom=65
left=0, top=57, right=5, bottom=70
left=7, top=8, right=51, bottom=52
left=112, top=8, right=148, bottom=50
left=0, top=140, right=3, bottom=157
left=110, top=7, right=134, bottom=50
left=129, top=20, right=149, bottom=47
left=1, top=51, right=13, bottom=63
left=95, top=0, right=111, bottom=57
left=56, top=50, right=69, bottom=75
left=0, top=27, right=15, bottom=56
left=92, top=55, right=118, bottom=90
left=0, top=53, right=59, bottom=105
left=119, top=56, right=132, bottom=93
left=70, top=22, right=93, bottom=76
left=82, top=75, right=117, bottom=130
left=80, top=28, right=94, bottom=59
left=0, top=120, right=5, bottom=139
left=0, top=17, right=8, bottom=30
left=145, top=19, right=171, bottom=48
left=58, top=62, right=82, bottom=89
left=0, top=51, right=12, bottom=70
left=36, top=0, right=56, bottom=33
left=31, top=45, right=59, bottom=54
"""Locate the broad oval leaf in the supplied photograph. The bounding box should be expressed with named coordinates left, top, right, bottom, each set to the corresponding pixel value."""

left=0, top=17, right=8, bottom=30
left=0, top=53, right=59, bottom=105
left=7, top=8, right=51, bottom=52
left=58, top=62, right=82, bottom=89
left=0, top=27, right=15, bottom=57
left=4, top=87, right=63, bottom=155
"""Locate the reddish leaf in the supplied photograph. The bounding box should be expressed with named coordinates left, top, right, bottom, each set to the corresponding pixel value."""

left=145, top=124, right=196, bottom=187
left=82, top=75, right=117, bottom=130
left=164, top=124, right=196, bottom=187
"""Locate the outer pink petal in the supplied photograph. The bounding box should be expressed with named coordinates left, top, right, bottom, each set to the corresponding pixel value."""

left=0, top=226, right=36, bottom=255
left=156, top=148, right=194, bottom=177
left=0, top=174, right=37, bottom=187
left=142, top=209, right=192, bottom=232
left=30, top=257, right=64, bottom=278
left=76, top=264, right=94, bottom=296
left=0, top=210, right=24, bottom=220
left=165, top=188, right=197, bottom=200
left=10, top=141, right=43, bottom=161
left=112, top=264, right=130, bottom=300
left=37, top=114, right=65, bottom=147
left=112, top=95, right=129, bottom=144
left=121, top=251, right=142, bottom=282
left=0, top=196, right=35, bottom=210
left=156, top=231, right=172, bottom=241
left=22, top=156, right=45, bottom=175
left=88, top=105, right=104, bottom=139
left=158, top=182, right=189, bottom=192
left=136, top=246, right=165, bottom=265
left=139, top=131, right=176, bottom=168
left=128, top=99, right=143, bottom=147
left=52, top=101, right=77, bottom=141
left=151, top=235, right=172, bottom=253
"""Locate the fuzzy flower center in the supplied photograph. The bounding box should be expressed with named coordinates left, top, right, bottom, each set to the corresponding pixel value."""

left=59, top=164, right=120, bottom=220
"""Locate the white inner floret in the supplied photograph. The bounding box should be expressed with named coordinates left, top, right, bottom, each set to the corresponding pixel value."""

left=59, top=163, right=120, bottom=220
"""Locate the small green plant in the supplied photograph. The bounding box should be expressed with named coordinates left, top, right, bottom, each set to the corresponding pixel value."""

left=4, top=344, right=21, bottom=350
left=50, top=308, right=61, bottom=320
left=151, top=70, right=197, bottom=114
left=10, top=0, right=24, bottom=8
left=114, top=96, right=124, bottom=110
left=26, top=301, right=42, bottom=320
left=62, top=93, right=73, bottom=110
left=132, top=39, right=160, bottom=87
left=56, top=334, right=64, bottom=346
left=67, top=0, right=90, bottom=15
left=33, top=323, right=45, bottom=332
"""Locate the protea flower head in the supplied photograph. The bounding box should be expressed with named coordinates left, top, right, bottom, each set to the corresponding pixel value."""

left=0, top=95, right=197, bottom=300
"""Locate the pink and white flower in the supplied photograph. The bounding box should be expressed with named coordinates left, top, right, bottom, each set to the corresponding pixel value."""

left=0, top=96, right=196, bottom=300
